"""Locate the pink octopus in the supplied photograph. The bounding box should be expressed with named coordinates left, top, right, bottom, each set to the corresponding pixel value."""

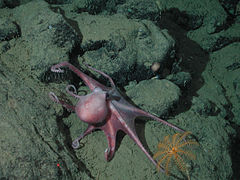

left=49, top=61, right=184, bottom=172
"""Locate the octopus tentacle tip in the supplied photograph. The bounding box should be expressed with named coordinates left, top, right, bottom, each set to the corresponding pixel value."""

left=72, top=140, right=80, bottom=149
left=66, top=84, right=77, bottom=94
left=51, top=67, right=64, bottom=73
left=49, top=92, right=60, bottom=103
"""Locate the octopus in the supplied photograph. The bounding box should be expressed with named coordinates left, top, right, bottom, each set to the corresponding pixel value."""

left=49, top=61, right=184, bottom=172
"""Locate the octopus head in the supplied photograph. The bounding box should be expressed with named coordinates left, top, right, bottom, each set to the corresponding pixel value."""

left=75, top=88, right=109, bottom=124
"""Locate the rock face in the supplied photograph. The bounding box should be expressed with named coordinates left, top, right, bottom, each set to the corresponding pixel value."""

left=126, top=79, right=181, bottom=117
left=12, top=1, right=81, bottom=78
left=0, top=0, right=239, bottom=179
left=75, top=13, right=175, bottom=85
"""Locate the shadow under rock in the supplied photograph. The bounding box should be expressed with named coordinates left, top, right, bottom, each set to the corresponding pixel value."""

left=230, top=124, right=240, bottom=180
left=157, top=8, right=210, bottom=116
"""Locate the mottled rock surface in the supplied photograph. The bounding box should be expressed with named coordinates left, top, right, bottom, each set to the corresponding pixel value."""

left=0, top=0, right=239, bottom=179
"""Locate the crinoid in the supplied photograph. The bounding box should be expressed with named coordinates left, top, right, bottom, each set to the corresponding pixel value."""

left=153, top=131, right=199, bottom=177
